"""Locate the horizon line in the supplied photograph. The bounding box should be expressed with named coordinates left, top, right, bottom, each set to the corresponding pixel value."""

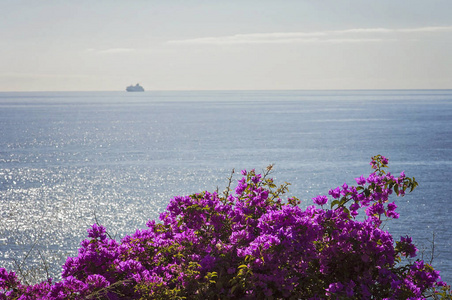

left=1, top=88, right=452, bottom=93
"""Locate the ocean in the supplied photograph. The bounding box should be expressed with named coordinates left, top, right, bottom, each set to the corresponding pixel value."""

left=0, top=90, right=451, bottom=284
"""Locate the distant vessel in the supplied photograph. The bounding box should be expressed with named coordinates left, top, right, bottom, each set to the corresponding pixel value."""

left=126, top=83, right=144, bottom=92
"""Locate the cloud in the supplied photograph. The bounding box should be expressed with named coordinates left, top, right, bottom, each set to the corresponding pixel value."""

left=396, top=26, right=452, bottom=33
left=0, top=72, right=94, bottom=79
left=98, top=48, right=136, bottom=54
left=342, top=26, right=452, bottom=34
left=168, top=26, right=452, bottom=45
left=85, top=48, right=136, bottom=54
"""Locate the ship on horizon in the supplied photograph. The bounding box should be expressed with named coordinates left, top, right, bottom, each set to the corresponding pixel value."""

left=126, top=83, right=144, bottom=92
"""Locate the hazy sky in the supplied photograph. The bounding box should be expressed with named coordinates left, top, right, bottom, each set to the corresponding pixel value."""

left=1, top=0, right=451, bottom=91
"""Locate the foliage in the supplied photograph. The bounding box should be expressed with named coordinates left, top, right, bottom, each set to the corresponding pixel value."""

left=1, top=156, right=451, bottom=299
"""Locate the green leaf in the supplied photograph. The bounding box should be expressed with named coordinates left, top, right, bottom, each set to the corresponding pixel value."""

left=331, top=200, right=340, bottom=208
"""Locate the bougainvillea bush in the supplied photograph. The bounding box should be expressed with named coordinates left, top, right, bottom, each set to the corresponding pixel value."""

left=1, top=155, right=451, bottom=299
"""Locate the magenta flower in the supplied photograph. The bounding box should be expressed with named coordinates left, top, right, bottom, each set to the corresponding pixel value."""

left=87, top=223, right=107, bottom=240
left=355, top=175, right=367, bottom=186
left=312, top=195, right=328, bottom=206
left=0, top=156, right=447, bottom=299
left=328, top=187, right=341, bottom=199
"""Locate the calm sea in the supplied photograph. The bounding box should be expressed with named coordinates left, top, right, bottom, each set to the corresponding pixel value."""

left=1, top=90, right=451, bottom=283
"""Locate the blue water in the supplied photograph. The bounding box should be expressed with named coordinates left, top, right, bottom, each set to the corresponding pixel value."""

left=1, top=90, right=451, bottom=284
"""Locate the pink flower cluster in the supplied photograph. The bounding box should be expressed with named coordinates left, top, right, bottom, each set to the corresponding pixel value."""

left=1, top=156, right=450, bottom=299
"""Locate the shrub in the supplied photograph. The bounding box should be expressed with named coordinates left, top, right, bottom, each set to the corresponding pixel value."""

left=1, top=155, right=451, bottom=299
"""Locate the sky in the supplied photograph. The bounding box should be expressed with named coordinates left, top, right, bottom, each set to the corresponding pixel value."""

left=1, top=0, right=451, bottom=91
